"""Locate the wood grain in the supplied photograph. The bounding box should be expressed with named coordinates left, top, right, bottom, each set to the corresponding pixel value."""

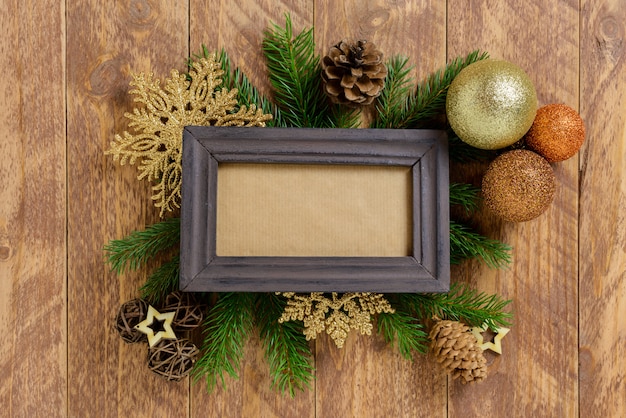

left=313, top=1, right=448, bottom=416
left=65, top=0, right=189, bottom=416
left=447, top=1, right=580, bottom=416
left=4, top=0, right=626, bottom=416
left=579, top=0, right=626, bottom=416
left=189, top=1, right=316, bottom=416
left=0, top=0, right=67, bottom=416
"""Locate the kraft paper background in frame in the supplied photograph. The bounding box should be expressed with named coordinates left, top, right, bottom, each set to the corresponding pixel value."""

left=180, top=126, right=449, bottom=293
left=215, top=163, right=413, bottom=257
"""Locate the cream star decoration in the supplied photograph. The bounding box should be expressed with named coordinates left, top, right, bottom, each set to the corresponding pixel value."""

left=470, top=323, right=510, bottom=355
left=134, top=305, right=177, bottom=347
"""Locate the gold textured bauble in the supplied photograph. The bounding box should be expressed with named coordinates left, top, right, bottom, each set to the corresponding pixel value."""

left=446, top=60, right=537, bottom=150
left=482, top=150, right=556, bottom=222
left=524, top=103, right=585, bottom=162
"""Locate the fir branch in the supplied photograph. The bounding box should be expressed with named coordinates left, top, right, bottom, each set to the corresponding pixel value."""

left=448, top=129, right=497, bottom=163
left=256, top=293, right=315, bottom=397
left=370, top=55, right=414, bottom=129
left=449, top=182, right=481, bottom=215
left=216, top=49, right=286, bottom=127
left=139, top=255, right=179, bottom=305
left=450, top=221, right=512, bottom=268
left=104, top=217, right=180, bottom=274
left=402, top=283, right=513, bottom=331
left=372, top=50, right=489, bottom=129
left=262, top=14, right=334, bottom=128
left=193, top=292, right=256, bottom=390
left=377, top=309, right=429, bottom=358
left=189, top=46, right=286, bottom=127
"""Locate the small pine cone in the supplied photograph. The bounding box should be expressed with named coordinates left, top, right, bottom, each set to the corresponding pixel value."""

left=321, top=39, right=388, bottom=106
left=429, top=319, right=487, bottom=384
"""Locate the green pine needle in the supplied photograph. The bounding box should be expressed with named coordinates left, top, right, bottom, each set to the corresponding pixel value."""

left=262, top=14, right=334, bottom=128
left=450, top=220, right=512, bottom=268
left=371, top=50, right=489, bottom=129
left=193, top=292, right=256, bottom=391
left=139, top=255, right=179, bottom=305
left=370, top=55, right=414, bottom=128
left=104, top=217, right=180, bottom=274
left=448, top=130, right=497, bottom=163
left=449, top=182, right=481, bottom=215
left=377, top=309, right=429, bottom=358
left=403, top=283, right=513, bottom=331
left=256, top=294, right=315, bottom=397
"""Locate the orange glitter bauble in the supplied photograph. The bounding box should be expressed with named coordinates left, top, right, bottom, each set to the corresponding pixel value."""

left=524, top=103, right=585, bottom=162
left=482, top=150, right=556, bottom=222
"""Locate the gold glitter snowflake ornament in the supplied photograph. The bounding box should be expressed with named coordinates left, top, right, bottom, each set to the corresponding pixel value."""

left=278, top=292, right=395, bottom=348
left=107, top=55, right=272, bottom=216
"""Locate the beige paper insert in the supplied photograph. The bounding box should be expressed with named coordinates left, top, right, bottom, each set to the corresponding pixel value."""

left=216, top=163, right=412, bottom=257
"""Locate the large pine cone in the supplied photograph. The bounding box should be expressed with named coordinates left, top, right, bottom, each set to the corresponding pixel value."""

left=321, top=39, right=387, bottom=106
left=429, top=319, right=487, bottom=384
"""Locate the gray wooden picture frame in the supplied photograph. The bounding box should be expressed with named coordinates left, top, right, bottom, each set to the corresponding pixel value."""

left=180, top=126, right=449, bottom=293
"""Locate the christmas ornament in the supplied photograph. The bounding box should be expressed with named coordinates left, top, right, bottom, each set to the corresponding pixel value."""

left=470, top=323, right=510, bottom=355
left=482, top=149, right=556, bottom=222
left=446, top=59, right=537, bottom=149
left=321, top=39, right=387, bottom=106
left=147, top=338, right=200, bottom=381
left=115, top=298, right=149, bottom=343
left=524, top=103, right=586, bottom=162
left=135, top=305, right=177, bottom=347
left=162, top=291, right=204, bottom=331
left=429, top=319, right=487, bottom=384
left=106, top=55, right=272, bottom=217
left=278, top=292, right=395, bottom=348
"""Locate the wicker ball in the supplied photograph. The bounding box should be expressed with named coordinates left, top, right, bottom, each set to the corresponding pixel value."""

left=115, top=298, right=149, bottom=343
left=524, top=103, right=585, bottom=162
left=147, top=338, right=200, bottom=381
left=482, top=150, right=556, bottom=222
left=161, top=291, right=204, bottom=332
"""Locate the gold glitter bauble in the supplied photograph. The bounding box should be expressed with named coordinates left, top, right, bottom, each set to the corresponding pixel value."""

left=524, top=103, right=585, bottom=162
left=446, top=60, right=537, bottom=150
left=482, top=150, right=556, bottom=222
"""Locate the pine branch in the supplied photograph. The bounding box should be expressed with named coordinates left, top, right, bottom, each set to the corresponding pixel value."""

left=449, top=182, right=481, bottom=215
left=139, top=255, right=179, bottom=305
left=193, top=292, right=256, bottom=391
left=104, top=217, right=180, bottom=274
left=450, top=221, right=511, bottom=268
left=262, top=14, right=334, bottom=128
left=403, top=283, right=513, bottom=331
left=256, top=293, right=315, bottom=397
left=189, top=46, right=286, bottom=127
left=371, top=50, right=489, bottom=128
left=448, top=129, right=497, bottom=163
left=216, top=49, right=286, bottom=127
left=377, top=309, right=429, bottom=358
left=370, top=55, right=414, bottom=128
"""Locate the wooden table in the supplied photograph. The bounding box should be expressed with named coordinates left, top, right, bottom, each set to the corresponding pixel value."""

left=1, top=0, right=624, bottom=416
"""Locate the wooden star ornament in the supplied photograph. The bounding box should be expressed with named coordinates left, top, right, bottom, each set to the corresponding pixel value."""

left=134, top=305, right=177, bottom=347
left=470, top=323, right=510, bottom=355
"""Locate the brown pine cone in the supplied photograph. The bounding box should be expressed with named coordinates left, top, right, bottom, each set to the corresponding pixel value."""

left=321, top=39, right=387, bottom=106
left=429, top=319, right=487, bottom=384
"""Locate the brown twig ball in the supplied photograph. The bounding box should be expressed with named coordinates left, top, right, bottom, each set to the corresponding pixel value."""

left=482, top=150, right=556, bottom=222
left=115, top=298, right=149, bottom=343
left=524, top=103, right=585, bottom=162
left=147, top=339, right=200, bottom=381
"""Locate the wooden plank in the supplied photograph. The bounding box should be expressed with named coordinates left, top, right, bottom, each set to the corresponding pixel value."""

left=313, top=1, right=448, bottom=416
left=447, top=1, right=579, bottom=416
left=66, top=1, right=190, bottom=416
left=0, top=1, right=67, bottom=416
left=579, top=0, right=626, bottom=416
left=189, top=1, right=316, bottom=416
